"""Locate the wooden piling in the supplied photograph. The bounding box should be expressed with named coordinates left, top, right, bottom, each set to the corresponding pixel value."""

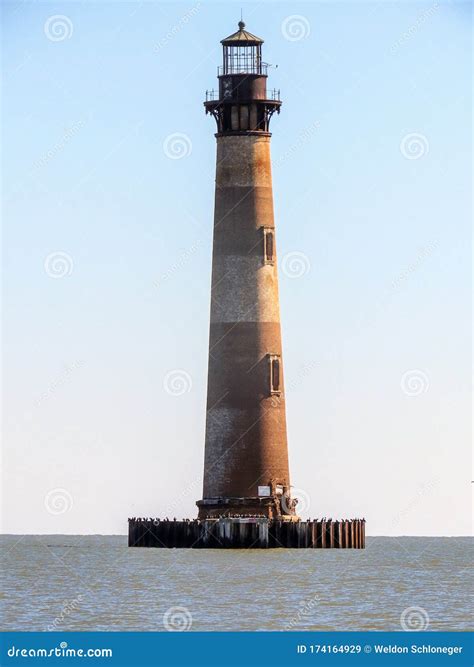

left=320, top=521, right=326, bottom=548
left=311, top=520, right=317, bottom=548
left=336, top=521, right=342, bottom=548
left=328, top=521, right=334, bottom=548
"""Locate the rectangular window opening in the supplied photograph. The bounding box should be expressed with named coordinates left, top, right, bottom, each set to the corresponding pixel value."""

left=262, top=227, right=275, bottom=265
left=269, top=354, right=281, bottom=394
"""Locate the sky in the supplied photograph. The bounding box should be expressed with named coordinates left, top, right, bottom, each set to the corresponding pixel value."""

left=2, top=0, right=471, bottom=536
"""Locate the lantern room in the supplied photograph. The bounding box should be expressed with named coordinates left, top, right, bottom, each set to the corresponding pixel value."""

left=219, top=21, right=265, bottom=75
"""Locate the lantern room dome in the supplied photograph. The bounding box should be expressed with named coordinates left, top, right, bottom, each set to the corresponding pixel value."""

left=221, top=21, right=264, bottom=46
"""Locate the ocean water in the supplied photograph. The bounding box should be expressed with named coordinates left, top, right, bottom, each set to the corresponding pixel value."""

left=1, top=535, right=472, bottom=632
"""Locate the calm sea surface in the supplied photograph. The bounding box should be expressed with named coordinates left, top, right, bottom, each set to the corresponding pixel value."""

left=1, top=536, right=472, bottom=632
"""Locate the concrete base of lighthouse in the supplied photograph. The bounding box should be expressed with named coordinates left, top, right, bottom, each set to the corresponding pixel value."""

left=128, top=518, right=366, bottom=549
left=196, top=496, right=297, bottom=520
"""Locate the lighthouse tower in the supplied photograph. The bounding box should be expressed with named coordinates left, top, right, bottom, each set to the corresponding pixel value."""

left=197, top=22, right=296, bottom=520
left=127, top=21, right=366, bottom=547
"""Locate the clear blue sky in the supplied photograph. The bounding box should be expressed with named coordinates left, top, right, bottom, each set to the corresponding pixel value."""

left=2, top=1, right=471, bottom=535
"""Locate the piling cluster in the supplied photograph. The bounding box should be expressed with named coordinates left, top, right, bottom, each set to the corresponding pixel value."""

left=128, top=518, right=366, bottom=549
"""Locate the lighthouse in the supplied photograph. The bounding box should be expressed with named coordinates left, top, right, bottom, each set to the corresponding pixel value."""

left=196, top=22, right=296, bottom=520
left=127, top=22, right=366, bottom=548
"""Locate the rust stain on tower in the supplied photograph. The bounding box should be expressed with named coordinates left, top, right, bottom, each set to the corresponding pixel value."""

left=196, top=22, right=294, bottom=521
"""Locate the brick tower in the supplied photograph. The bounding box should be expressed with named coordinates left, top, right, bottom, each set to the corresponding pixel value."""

left=196, top=22, right=296, bottom=520
left=127, top=21, right=366, bottom=548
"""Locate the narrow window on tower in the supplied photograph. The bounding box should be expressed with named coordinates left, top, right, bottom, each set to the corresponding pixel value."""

left=268, top=354, right=281, bottom=394
left=262, top=227, right=275, bottom=265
